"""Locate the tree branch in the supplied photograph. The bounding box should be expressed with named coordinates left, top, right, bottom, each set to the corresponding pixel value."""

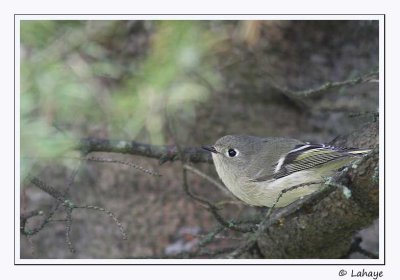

left=78, top=138, right=212, bottom=164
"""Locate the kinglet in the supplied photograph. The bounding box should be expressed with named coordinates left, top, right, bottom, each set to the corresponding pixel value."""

left=202, top=135, right=370, bottom=207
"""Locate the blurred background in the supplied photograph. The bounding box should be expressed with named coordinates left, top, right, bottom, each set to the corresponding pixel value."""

left=20, top=20, right=379, bottom=258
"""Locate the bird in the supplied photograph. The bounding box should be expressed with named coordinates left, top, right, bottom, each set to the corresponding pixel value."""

left=203, top=135, right=370, bottom=207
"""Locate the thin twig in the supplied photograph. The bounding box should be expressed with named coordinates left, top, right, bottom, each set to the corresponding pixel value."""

left=20, top=209, right=43, bottom=221
left=79, top=205, right=128, bottom=240
left=64, top=207, right=75, bottom=253
left=345, top=237, right=378, bottom=259
left=183, top=164, right=232, bottom=196
left=227, top=235, right=258, bottom=259
left=64, top=159, right=83, bottom=195
left=272, top=70, right=379, bottom=98
left=265, top=181, right=324, bottom=219
left=86, top=156, right=161, bottom=176
left=133, top=246, right=238, bottom=259
left=182, top=168, right=256, bottom=233
left=28, top=175, right=66, bottom=202
left=197, top=225, right=225, bottom=247
left=25, top=235, right=36, bottom=256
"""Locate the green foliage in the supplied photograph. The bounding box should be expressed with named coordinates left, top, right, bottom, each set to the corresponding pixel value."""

left=20, top=20, right=222, bottom=178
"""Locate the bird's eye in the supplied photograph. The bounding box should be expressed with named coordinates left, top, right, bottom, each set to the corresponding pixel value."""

left=228, top=148, right=237, bottom=157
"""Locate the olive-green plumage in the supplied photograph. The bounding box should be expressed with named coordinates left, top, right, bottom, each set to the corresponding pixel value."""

left=204, top=135, right=370, bottom=207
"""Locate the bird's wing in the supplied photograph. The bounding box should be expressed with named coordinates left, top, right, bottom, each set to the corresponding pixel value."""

left=250, top=143, right=369, bottom=182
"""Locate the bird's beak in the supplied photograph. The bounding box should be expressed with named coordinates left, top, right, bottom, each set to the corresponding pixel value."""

left=202, top=145, right=218, bottom=154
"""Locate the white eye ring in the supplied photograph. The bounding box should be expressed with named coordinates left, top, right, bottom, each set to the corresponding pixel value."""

left=226, top=148, right=239, bottom=157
